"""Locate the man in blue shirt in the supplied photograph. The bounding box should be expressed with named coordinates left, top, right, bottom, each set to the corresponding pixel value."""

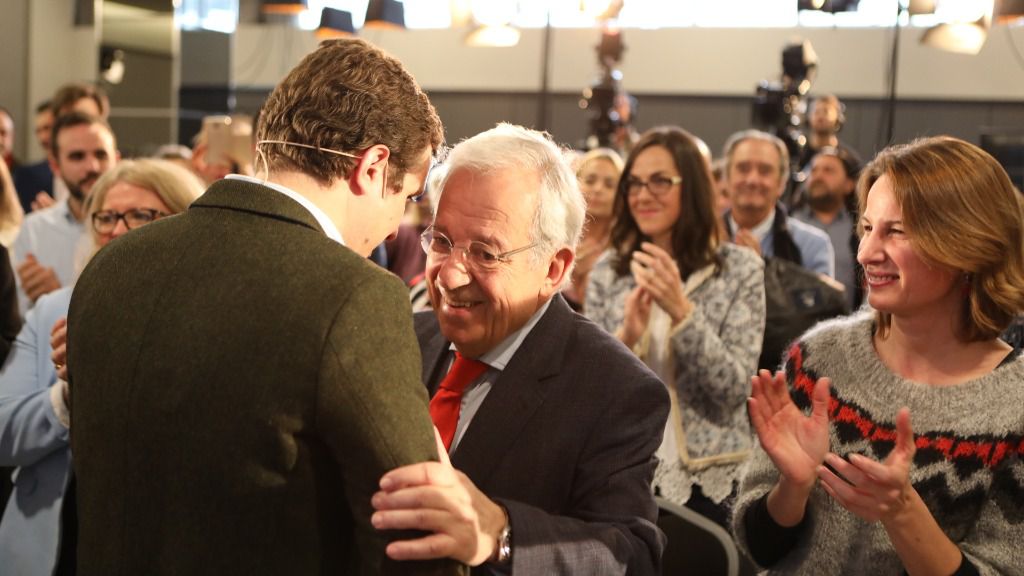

left=722, top=129, right=835, bottom=278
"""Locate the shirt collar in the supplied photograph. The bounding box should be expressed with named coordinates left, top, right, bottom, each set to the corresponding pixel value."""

left=226, top=174, right=345, bottom=245
left=58, top=198, right=78, bottom=224
left=730, top=208, right=775, bottom=242
left=450, top=297, right=555, bottom=371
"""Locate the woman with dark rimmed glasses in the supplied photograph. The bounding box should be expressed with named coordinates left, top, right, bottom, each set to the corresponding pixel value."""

left=0, top=159, right=201, bottom=576
left=586, top=126, right=766, bottom=528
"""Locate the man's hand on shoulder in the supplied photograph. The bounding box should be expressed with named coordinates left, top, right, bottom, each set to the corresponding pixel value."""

left=372, top=429, right=508, bottom=567
left=17, top=253, right=61, bottom=302
left=31, top=191, right=55, bottom=212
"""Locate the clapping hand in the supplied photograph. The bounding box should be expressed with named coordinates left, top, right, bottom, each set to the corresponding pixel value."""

left=817, top=407, right=916, bottom=523
left=17, top=253, right=61, bottom=303
left=748, top=370, right=831, bottom=491
left=733, top=228, right=762, bottom=256
left=630, top=242, right=692, bottom=325
left=618, top=285, right=651, bottom=349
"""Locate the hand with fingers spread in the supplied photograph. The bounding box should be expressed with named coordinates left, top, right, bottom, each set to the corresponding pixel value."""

left=629, top=242, right=693, bottom=325
left=749, top=370, right=831, bottom=526
left=372, top=429, right=508, bottom=566
left=50, top=317, right=68, bottom=381
left=750, top=370, right=831, bottom=489
left=817, top=407, right=916, bottom=523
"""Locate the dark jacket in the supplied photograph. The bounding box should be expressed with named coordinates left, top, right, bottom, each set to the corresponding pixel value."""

left=68, top=179, right=464, bottom=576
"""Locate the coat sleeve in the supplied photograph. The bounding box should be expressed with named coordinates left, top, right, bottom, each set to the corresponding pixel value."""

left=0, top=293, right=66, bottom=468
left=668, top=252, right=765, bottom=412
left=500, top=371, right=669, bottom=575
left=584, top=252, right=628, bottom=336
left=314, top=271, right=466, bottom=576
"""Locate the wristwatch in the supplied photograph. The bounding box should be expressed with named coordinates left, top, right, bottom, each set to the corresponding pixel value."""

left=495, top=520, right=512, bottom=565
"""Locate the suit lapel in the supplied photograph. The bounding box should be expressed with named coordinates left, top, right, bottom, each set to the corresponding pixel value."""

left=450, top=297, right=575, bottom=487
left=416, top=312, right=450, bottom=396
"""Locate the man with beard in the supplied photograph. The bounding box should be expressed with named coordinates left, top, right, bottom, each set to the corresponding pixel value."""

left=793, top=147, right=862, bottom=309
left=12, top=112, right=117, bottom=315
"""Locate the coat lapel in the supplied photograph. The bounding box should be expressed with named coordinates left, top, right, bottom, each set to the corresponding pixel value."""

left=449, top=296, right=575, bottom=488
left=416, top=312, right=451, bottom=397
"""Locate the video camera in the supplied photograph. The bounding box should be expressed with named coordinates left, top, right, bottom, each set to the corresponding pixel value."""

left=751, top=39, right=818, bottom=173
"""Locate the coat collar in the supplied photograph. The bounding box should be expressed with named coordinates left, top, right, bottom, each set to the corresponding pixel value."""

left=191, top=178, right=325, bottom=235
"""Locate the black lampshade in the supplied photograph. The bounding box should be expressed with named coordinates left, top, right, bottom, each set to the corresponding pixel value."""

left=365, top=0, right=405, bottom=29
left=317, top=7, right=355, bottom=38
left=261, top=0, right=306, bottom=15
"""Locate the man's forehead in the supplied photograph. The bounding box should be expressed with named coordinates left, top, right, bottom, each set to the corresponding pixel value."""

left=735, top=140, right=779, bottom=164
left=59, top=124, right=113, bottom=147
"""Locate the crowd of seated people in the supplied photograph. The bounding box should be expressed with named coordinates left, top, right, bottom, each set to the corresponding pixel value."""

left=0, top=53, right=1021, bottom=576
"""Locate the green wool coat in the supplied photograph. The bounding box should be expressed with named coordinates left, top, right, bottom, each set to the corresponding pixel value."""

left=68, top=178, right=464, bottom=576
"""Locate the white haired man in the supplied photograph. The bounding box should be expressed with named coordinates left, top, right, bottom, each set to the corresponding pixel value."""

left=372, top=124, right=670, bottom=574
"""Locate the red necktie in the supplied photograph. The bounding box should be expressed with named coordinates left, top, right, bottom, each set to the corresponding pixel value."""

left=430, top=352, right=488, bottom=452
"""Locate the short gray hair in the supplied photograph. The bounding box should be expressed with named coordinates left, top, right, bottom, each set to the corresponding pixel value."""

left=437, top=123, right=585, bottom=267
left=722, top=129, right=790, bottom=187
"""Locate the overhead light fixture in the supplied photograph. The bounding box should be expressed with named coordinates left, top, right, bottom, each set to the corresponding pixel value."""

left=316, top=8, right=355, bottom=39
left=995, top=0, right=1024, bottom=24
left=596, top=28, right=625, bottom=66
left=579, top=0, right=624, bottom=21
left=465, top=0, right=519, bottom=47
left=920, top=16, right=989, bottom=54
left=261, top=0, right=306, bottom=15
left=365, top=0, right=405, bottom=29
left=797, top=0, right=860, bottom=13
left=906, top=0, right=937, bottom=15
left=465, top=25, right=520, bottom=47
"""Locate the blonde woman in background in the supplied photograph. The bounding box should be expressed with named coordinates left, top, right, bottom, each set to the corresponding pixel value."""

left=0, top=159, right=202, bottom=576
left=565, top=147, right=623, bottom=310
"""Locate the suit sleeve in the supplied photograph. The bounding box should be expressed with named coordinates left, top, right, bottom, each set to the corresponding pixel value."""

left=500, top=370, right=669, bottom=575
left=0, top=294, right=66, bottom=468
left=314, top=271, right=466, bottom=576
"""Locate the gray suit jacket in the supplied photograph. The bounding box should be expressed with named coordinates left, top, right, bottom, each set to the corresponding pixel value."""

left=68, top=179, right=464, bottom=576
left=415, top=296, right=669, bottom=575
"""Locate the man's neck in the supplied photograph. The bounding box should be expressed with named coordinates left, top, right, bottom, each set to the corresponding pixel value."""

left=810, top=132, right=838, bottom=150
left=732, top=209, right=774, bottom=234
left=268, top=171, right=345, bottom=222
left=811, top=206, right=841, bottom=225
left=68, top=196, right=84, bottom=221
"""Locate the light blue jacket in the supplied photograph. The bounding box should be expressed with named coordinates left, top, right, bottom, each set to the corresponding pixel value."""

left=0, top=286, right=73, bottom=576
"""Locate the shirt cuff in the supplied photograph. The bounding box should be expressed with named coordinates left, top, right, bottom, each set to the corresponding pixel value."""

left=49, top=379, right=71, bottom=429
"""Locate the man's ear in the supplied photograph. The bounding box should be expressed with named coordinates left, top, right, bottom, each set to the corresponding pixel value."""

left=48, top=153, right=60, bottom=178
left=348, top=144, right=390, bottom=197
left=541, top=247, right=575, bottom=298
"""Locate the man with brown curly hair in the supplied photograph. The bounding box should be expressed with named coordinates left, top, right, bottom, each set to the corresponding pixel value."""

left=67, top=39, right=463, bottom=576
